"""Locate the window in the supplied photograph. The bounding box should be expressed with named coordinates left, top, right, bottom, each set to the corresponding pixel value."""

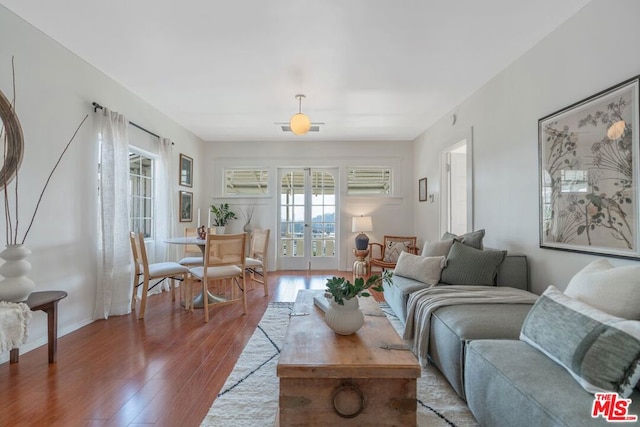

left=347, top=167, right=391, bottom=195
left=129, top=150, right=155, bottom=237
left=225, top=168, right=269, bottom=196
left=560, top=169, right=589, bottom=193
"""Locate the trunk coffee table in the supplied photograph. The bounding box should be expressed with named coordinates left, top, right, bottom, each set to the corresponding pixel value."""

left=277, top=290, right=420, bottom=426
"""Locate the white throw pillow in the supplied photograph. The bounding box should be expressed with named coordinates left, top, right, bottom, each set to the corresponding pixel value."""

left=421, top=239, right=455, bottom=257
left=393, top=252, right=446, bottom=285
left=564, top=259, right=640, bottom=320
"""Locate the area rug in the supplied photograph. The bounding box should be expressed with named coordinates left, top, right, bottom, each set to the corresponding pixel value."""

left=202, top=301, right=477, bottom=426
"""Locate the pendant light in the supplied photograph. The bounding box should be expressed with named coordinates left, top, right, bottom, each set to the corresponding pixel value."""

left=289, top=94, right=311, bottom=135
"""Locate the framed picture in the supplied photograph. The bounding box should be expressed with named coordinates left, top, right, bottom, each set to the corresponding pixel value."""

left=179, top=191, right=193, bottom=222
left=538, top=75, right=640, bottom=259
left=180, top=153, right=193, bottom=187
left=419, top=178, right=427, bottom=202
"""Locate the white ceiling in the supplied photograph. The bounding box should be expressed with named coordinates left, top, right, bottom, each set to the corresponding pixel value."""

left=0, top=0, right=592, bottom=142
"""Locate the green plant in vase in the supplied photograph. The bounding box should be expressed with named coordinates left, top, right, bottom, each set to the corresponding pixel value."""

left=210, top=203, right=237, bottom=226
left=325, top=270, right=393, bottom=306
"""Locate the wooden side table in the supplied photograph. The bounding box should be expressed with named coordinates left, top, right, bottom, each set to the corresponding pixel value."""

left=352, top=249, right=369, bottom=279
left=10, top=290, right=67, bottom=364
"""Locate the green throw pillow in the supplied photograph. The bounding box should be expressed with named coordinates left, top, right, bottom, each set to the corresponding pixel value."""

left=440, top=240, right=505, bottom=286
left=520, top=286, right=640, bottom=398
left=441, top=229, right=485, bottom=249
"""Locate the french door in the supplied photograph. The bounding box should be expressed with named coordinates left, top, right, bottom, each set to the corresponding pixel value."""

left=278, top=168, right=339, bottom=270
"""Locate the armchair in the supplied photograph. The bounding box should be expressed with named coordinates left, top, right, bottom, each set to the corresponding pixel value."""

left=369, top=235, right=418, bottom=272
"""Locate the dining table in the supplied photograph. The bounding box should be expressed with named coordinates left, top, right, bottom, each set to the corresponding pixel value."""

left=164, top=236, right=226, bottom=309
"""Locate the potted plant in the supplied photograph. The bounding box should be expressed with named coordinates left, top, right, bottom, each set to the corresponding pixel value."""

left=323, top=271, right=393, bottom=335
left=210, top=203, right=237, bottom=233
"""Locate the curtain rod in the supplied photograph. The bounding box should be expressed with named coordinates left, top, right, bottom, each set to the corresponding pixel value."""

left=92, top=101, right=174, bottom=145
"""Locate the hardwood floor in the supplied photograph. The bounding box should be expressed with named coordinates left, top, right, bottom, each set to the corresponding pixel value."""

left=0, top=270, right=357, bottom=427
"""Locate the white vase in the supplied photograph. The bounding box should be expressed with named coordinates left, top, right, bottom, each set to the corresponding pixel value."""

left=243, top=221, right=252, bottom=233
left=0, top=244, right=35, bottom=302
left=214, top=226, right=226, bottom=235
left=324, top=297, right=365, bottom=335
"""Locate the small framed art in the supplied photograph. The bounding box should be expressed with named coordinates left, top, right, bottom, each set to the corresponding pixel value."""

left=179, top=191, right=193, bottom=222
left=180, top=153, right=193, bottom=187
left=419, top=178, right=427, bottom=202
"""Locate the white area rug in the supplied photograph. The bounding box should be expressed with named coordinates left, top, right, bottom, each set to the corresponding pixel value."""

left=202, top=301, right=477, bottom=426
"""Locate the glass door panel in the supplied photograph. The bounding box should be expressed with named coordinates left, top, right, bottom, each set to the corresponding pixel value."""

left=278, top=168, right=338, bottom=270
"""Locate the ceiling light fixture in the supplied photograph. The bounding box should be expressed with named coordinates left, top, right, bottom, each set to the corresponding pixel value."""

left=289, top=94, right=311, bottom=136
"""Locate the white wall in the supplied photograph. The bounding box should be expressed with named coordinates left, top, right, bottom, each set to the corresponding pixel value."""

left=0, top=5, right=205, bottom=361
left=204, top=140, right=414, bottom=271
left=414, top=0, right=640, bottom=295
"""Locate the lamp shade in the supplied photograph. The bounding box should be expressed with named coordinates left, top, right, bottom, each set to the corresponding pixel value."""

left=352, top=216, right=373, bottom=232
left=352, top=216, right=373, bottom=250
left=290, top=113, right=311, bottom=135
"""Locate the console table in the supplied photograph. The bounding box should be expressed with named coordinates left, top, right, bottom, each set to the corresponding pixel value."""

left=10, top=291, right=67, bottom=364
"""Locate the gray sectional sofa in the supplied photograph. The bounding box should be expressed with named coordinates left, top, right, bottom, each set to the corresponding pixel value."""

left=465, top=339, right=640, bottom=426
left=384, top=252, right=532, bottom=399
left=384, top=238, right=640, bottom=426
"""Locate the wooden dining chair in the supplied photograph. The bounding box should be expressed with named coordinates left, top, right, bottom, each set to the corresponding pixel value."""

left=245, top=229, right=270, bottom=296
left=129, top=232, right=189, bottom=319
left=178, top=227, right=205, bottom=266
left=187, top=232, right=247, bottom=322
left=369, top=235, right=418, bottom=272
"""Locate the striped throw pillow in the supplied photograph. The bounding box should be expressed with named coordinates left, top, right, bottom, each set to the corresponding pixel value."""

left=520, top=286, right=640, bottom=398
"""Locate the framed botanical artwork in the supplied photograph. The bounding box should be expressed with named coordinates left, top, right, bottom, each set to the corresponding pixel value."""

left=538, top=75, right=640, bottom=259
left=419, top=178, right=427, bottom=202
left=179, top=191, right=193, bottom=222
left=179, top=153, right=193, bottom=187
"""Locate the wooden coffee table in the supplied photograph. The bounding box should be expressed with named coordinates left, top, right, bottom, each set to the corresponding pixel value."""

left=277, top=290, right=420, bottom=426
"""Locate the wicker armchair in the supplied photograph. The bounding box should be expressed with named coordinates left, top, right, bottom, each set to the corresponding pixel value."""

left=368, top=235, right=418, bottom=272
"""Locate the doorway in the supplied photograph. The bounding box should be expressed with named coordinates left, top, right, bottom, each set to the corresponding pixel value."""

left=441, top=137, right=473, bottom=235
left=277, top=168, right=339, bottom=270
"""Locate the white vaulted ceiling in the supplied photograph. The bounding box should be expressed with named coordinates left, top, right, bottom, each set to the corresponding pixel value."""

left=0, top=0, right=592, bottom=142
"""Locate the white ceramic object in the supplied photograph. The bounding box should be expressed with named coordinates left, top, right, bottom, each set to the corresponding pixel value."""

left=0, top=244, right=35, bottom=302
left=324, top=297, right=365, bottom=335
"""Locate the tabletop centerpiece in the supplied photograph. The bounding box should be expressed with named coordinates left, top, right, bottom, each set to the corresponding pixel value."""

left=210, top=203, right=237, bottom=234
left=323, top=271, right=392, bottom=335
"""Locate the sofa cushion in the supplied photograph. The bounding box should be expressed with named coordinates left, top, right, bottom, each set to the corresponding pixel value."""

left=394, top=252, right=446, bottom=285
left=429, top=304, right=533, bottom=399
left=440, top=241, right=506, bottom=286
left=520, top=286, right=640, bottom=397
left=441, top=229, right=485, bottom=249
left=496, top=254, right=529, bottom=291
left=382, top=275, right=430, bottom=323
left=382, top=240, right=413, bottom=263
left=421, top=239, right=455, bottom=257
left=465, top=339, right=640, bottom=427
left=564, top=258, right=640, bottom=320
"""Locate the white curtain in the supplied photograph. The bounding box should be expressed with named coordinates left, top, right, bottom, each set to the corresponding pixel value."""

left=94, top=108, right=131, bottom=319
left=153, top=137, right=176, bottom=292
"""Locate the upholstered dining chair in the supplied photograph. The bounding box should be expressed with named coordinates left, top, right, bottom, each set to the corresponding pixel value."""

left=178, top=227, right=205, bottom=267
left=369, top=235, right=418, bottom=272
left=187, top=232, right=247, bottom=323
left=245, top=229, right=270, bottom=296
left=129, top=232, right=189, bottom=319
